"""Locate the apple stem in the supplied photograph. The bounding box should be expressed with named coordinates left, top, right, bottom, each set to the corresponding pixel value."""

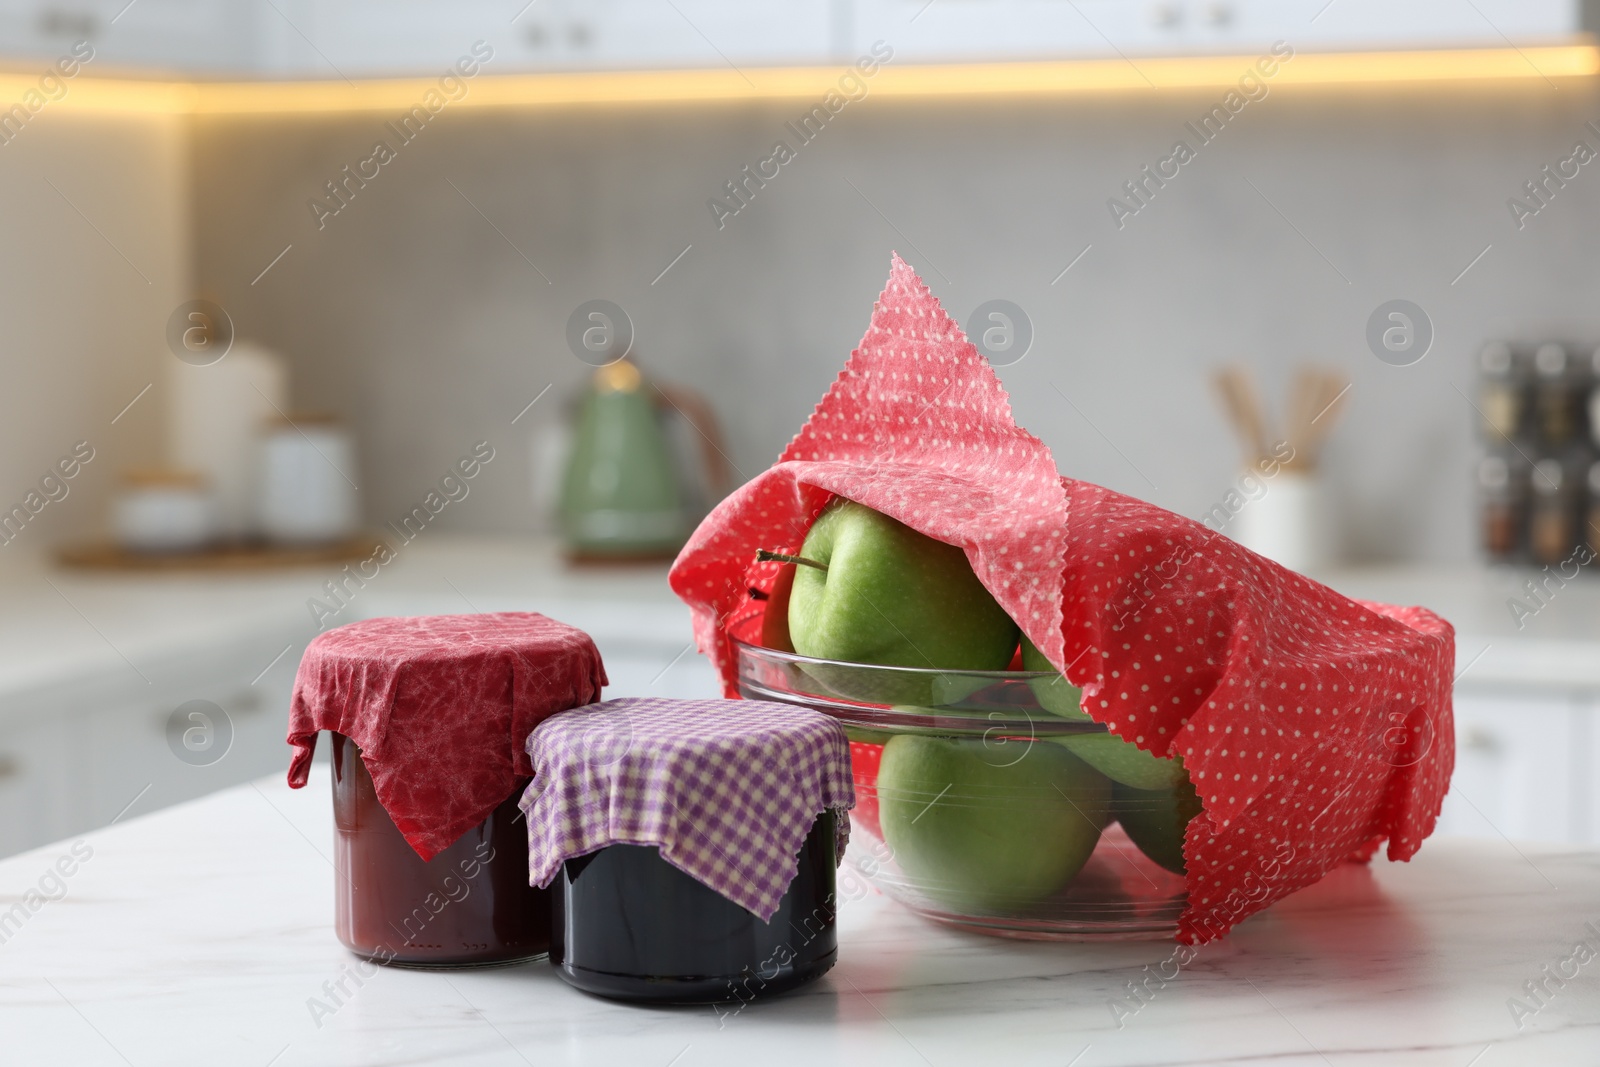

left=756, top=549, right=828, bottom=572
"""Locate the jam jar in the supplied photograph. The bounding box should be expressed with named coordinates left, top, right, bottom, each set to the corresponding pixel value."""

left=331, top=733, right=550, bottom=967
left=522, top=696, right=853, bottom=1005
left=286, top=612, right=607, bottom=968
left=551, top=811, right=838, bottom=1003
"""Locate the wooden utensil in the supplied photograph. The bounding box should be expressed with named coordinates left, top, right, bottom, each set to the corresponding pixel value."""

left=1213, top=365, right=1272, bottom=465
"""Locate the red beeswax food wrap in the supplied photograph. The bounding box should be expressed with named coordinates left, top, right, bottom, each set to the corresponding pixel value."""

left=286, top=613, right=607, bottom=861
left=668, top=254, right=1455, bottom=942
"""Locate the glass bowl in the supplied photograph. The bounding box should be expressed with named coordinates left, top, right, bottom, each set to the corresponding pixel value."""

left=733, top=639, right=1189, bottom=941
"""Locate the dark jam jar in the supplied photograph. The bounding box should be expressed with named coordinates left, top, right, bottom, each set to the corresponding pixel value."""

left=330, top=734, right=549, bottom=967
left=551, top=811, right=837, bottom=1003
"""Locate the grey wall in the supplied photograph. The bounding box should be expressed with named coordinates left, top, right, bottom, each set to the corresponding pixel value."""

left=190, top=77, right=1600, bottom=563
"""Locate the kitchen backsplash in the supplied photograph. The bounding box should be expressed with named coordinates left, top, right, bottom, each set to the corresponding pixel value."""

left=14, top=79, right=1600, bottom=565
left=0, top=111, right=186, bottom=560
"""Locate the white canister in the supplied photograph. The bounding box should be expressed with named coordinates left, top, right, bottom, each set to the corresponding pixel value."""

left=257, top=418, right=359, bottom=544
left=112, top=470, right=217, bottom=554
left=1231, top=470, right=1333, bottom=574
left=168, top=341, right=288, bottom=540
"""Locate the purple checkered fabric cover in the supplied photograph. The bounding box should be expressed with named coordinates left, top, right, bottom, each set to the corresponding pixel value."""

left=521, top=697, right=854, bottom=922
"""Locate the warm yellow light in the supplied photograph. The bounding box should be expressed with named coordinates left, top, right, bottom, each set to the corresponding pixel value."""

left=0, top=44, right=1593, bottom=118
left=0, top=74, right=196, bottom=114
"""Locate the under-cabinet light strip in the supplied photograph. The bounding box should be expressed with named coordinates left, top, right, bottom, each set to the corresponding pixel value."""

left=0, top=45, right=1592, bottom=118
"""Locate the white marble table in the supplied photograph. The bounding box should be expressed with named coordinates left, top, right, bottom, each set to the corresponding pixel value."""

left=1, top=767, right=1597, bottom=1067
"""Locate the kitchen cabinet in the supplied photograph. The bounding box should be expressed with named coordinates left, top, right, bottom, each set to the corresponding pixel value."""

left=0, top=0, right=254, bottom=72
left=855, top=0, right=1579, bottom=64
left=0, top=623, right=307, bottom=859
left=0, top=540, right=717, bottom=861
left=1437, top=689, right=1583, bottom=844
left=80, top=674, right=296, bottom=838
left=0, top=619, right=714, bottom=862
left=0, top=0, right=1584, bottom=77
left=0, top=0, right=836, bottom=76
left=0, top=706, right=75, bottom=857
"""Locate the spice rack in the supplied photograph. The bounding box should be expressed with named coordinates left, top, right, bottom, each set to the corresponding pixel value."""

left=1476, top=342, right=1600, bottom=567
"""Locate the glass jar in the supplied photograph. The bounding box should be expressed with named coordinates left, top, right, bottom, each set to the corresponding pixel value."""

left=550, top=811, right=838, bottom=1004
left=1533, top=343, right=1577, bottom=448
left=1477, top=342, right=1522, bottom=442
left=331, top=733, right=549, bottom=967
left=1477, top=454, right=1521, bottom=563
left=1529, top=458, right=1574, bottom=567
left=1587, top=461, right=1600, bottom=559
left=1589, top=347, right=1600, bottom=448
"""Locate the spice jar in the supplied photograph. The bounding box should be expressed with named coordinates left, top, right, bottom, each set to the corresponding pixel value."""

left=1477, top=342, right=1523, bottom=442
left=1587, top=461, right=1600, bottom=559
left=1589, top=347, right=1600, bottom=448
left=524, top=697, right=854, bottom=1004
left=1477, top=454, right=1521, bottom=563
left=1533, top=343, right=1578, bottom=448
left=1529, top=458, right=1574, bottom=566
left=286, top=613, right=607, bottom=968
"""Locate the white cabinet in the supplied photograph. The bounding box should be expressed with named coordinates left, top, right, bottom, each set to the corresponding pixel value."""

left=80, top=674, right=295, bottom=836
left=1437, top=689, right=1591, bottom=845
left=0, top=571, right=717, bottom=861
left=508, top=0, right=835, bottom=72
left=1584, top=703, right=1599, bottom=845
left=0, top=0, right=1583, bottom=76
left=856, top=0, right=1579, bottom=64
left=0, top=0, right=255, bottom=73
left=0, top=0, right=836, bottom=75
left=0, top=708, right=76, bottom=858
left=0, top=624, right=306, bottom=859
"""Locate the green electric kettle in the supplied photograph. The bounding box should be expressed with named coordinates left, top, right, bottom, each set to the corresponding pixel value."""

left=558, top=359, right=729, bottom=560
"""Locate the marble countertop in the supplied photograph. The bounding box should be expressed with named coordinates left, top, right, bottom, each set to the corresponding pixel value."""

left=1, top=768, right=1596, bottom=1067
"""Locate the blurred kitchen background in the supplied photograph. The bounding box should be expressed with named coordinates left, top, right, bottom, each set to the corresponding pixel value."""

left=2, top=0, right=1599, bottom=857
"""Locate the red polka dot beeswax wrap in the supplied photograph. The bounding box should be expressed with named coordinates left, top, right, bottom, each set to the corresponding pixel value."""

left=286, top=613, right=608, bottom=862
left=669, top=252, right=1072, bottom=683
left=1054, top=480, right=1453, bottom=943
left=668, top=254, right=1455, bottom=942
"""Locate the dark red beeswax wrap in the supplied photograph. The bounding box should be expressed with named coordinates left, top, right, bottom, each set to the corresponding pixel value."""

left=669, top=254, right=1455, bottom=942
left=287, top=613, right=607, bottom=861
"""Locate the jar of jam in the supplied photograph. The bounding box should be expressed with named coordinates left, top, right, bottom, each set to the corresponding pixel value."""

left=522, top=697, right=854, bottom=1005
left=331, top=734, right=549, bottom=967
left=552, top=810, right=838, bottom=1002
left=285, top=613, right=608, bottom=969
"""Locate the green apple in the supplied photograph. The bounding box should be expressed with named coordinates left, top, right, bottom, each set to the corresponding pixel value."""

left=781, top=499, right=1018, bottom=705
left=1020, top=634, right=1089, bottom=721
left=878, top=733, right=1110, bottom=915
left=1021, top=636, right=1186, bottom=790
left=787, top=499, right=1018, bottom=669
left=1113, top=776, right=1202, bottom=875
left=1057, top=734, right=1187, bottom=791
